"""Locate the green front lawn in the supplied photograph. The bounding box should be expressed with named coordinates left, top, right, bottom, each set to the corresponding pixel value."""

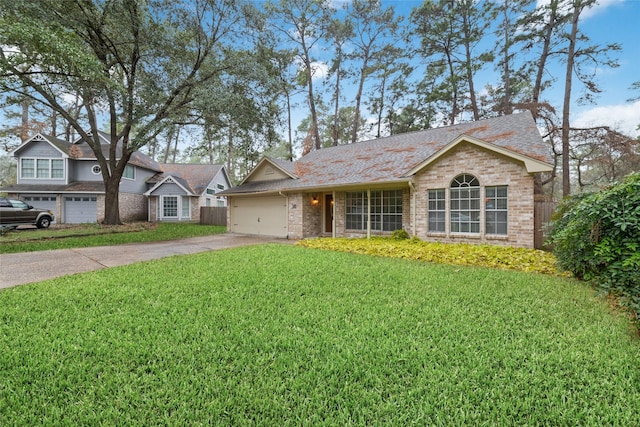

left=1, top=245, right=638, bottom=425
left=0, top=223, right=226, bottom=254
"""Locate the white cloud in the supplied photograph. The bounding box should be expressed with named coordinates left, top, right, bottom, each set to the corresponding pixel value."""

left=535, top=0, right=625, bottom=20
left=573, top=101, right=640, bottom=137
left=294, top=57, right=329, bottom=81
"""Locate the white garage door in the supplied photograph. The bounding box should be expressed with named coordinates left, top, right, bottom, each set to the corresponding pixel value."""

left=230, top=196, right=288, bottom=238
left=64, top=196, right=97, bottom=223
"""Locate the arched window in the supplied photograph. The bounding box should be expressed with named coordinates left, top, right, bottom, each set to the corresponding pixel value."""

left=450, top=174, right=480, bottom=233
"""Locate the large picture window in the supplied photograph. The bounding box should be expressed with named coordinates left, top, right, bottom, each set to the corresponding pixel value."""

left=346, top=190, right=403, bottom=232
left=163, top=196, right=178, bottom=218
left=450, top=174, right=480, bottom=233
left=21, top=158, right=65, bottom=179
left=485, top=186, right=508, bottom=235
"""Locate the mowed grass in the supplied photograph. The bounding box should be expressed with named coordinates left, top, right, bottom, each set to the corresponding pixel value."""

left=1, top=245, right=639, bottom=425
left=0, top=223, right=226, bottom=254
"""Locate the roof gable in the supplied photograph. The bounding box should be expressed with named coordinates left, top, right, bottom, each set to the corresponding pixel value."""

left=146, top=164, right=228, bottom=196
left=241, top=157, right=297, bottom=184
left=10, top=133, right=71, bottom=157
left=146, top=175, right=193, bottom=196
left=404, top=134, right=553, bottom=175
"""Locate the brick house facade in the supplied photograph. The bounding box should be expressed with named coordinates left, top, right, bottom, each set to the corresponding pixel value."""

left=222, top=112, right=553, bottom=248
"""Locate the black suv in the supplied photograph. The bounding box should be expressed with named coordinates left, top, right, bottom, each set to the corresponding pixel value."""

left=0, top=197, right=55, bottom=229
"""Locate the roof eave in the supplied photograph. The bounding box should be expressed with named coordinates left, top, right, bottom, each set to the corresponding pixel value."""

left=223, top=178, right=413, bottom=196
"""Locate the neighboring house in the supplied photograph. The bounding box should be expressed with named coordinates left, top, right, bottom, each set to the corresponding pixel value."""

left=1, top=132, right=229, bottom=224
left=145, top=163, right=231, bottom=222
left=221, top=112, right=553, bottom=248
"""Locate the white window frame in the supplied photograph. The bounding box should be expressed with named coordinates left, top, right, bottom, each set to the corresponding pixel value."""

left=345, top=190, right=403, bottom=232
left=162, top=196, right=179, bottom=218
left=427, top=189, right=446, bottom=233
left=485, top=186, right=508, bottom=235
left=160, top=195, right=190, bottom=220
left=450, top=174, right=481, bottom=234
left=20, top=158, right=65, bottom=180
left=122, top=164, right=135, bottom=180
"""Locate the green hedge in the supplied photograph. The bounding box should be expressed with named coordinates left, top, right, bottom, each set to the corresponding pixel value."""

left=548, top=172, right=640, bottom=321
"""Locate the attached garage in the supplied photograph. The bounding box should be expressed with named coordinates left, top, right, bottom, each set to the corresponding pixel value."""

left=22, top=196, right=57, bottom=223
left=229, top=195, right=288, bottom=238
left=64, top=195, right=97, bottom=223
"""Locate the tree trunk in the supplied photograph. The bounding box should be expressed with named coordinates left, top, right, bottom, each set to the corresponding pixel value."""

left=20, top=99, right=29, bottom=142
left=501, top=0, right=511, bottom=116
left=532, top=0, right=558, bottom=120
left=102, top=175, right=121, bottom=225
left=561, top=4, right=581, bottom=197
left=462, top=12, right=480, bottom=120
left=332, top=60, right=341, bottom=146
left=171, top=126, right=180, bottom=163
left=286, top=91, right=293, bottom=160
left=351, top=56, right=369, bottom=144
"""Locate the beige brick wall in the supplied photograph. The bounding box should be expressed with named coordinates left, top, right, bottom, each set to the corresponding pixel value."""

left=412, top=142, right=535, bottom=248
left=287, top=193, right=303, bottom=239
left=97, top=192, right=147, bottom=223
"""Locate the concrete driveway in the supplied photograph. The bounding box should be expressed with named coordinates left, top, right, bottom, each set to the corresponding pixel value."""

left=0, top=234, right=292, bottom=290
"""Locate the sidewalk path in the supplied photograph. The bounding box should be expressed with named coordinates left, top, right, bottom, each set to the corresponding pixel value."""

left=0, top=234, right=292, bottom=290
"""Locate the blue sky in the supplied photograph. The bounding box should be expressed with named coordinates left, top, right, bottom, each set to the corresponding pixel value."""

left=314, top=0, right=640, bottom=138
left=564, top=0, right=640, bottom=136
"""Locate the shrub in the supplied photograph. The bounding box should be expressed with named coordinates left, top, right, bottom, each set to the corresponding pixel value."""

left=391, top=229, right=410, bottom=240
left=548, top=172, right=640, bottom=320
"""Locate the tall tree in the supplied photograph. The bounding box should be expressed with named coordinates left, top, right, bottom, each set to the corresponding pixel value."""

left=365, top=45, right=413, bottom=138
left=411, top=0, right=492, bottom=124
left=558, top=0, right=620, bottom=196
left=325, top=17, right=353, bottom=146
left=0, top=0, right=247, bottom=224
left=265, top=0, right=332, bottom=151
left=345, top=0, right=401, bottom=143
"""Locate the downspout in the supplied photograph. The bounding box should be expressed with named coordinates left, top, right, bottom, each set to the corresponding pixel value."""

left=408, top=179, right=416, bottom=237
left=367, top=188, right=371, bottom=239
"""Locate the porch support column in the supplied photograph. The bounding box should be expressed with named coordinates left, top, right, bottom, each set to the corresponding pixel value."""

left=409, top=179, right=416, bottom=237
left=367, top=188, right=371, bottom=239
left=332, top=191, right=336, bottom=238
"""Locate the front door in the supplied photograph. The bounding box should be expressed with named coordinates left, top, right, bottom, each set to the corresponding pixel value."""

left=324, top=194, right=333, bottom=233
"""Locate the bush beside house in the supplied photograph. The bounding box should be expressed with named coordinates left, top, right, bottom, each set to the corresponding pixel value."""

left=548, top=172, right=640, bottom=322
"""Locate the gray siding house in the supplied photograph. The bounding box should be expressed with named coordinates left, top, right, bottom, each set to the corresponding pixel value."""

left=1, top=132, right=229, bottom=224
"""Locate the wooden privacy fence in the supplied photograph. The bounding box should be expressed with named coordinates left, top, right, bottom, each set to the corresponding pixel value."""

left=534, top=201, right=557, bottom=249
left=200, top=207, right=227, bottom=226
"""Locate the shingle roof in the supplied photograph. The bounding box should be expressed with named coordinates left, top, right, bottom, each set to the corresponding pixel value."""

left=147, top=164, right=225, bottom=195
left=223, top=112, right=552, bottom=195
left=69, top=132, right=162, bottom=172
left=0, top=182, right=105, bottom=193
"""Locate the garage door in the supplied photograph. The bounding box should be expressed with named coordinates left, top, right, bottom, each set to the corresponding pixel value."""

left=23, top=196, right=57, bottom=223
left=230, top=196, right=288, bottom=238
left=64, top=196, right=97, bottom=223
